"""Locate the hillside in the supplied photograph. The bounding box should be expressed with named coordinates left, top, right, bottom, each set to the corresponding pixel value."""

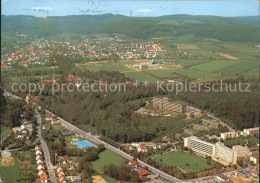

left=1, top=14, right=259, bottom=41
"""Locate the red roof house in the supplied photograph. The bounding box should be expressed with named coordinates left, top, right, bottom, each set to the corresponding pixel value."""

left=138, top=169, right=150, bottom=176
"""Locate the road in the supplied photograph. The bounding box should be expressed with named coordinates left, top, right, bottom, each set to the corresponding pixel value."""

left=46, top=110, right=181, bottom=183
left=36, top=111, right=57, bottom=182
left=3, top=89, right=240, bottom=183
left=207, top=113, right=235, bottom=132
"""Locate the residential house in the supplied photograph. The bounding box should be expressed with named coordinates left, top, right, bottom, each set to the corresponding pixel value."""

left=45, top=113, right=52, bottom=121
left=216, top=174, right=230, bottom=182
left=40, top=174, right=48, bottom=183
left=66, top=176, right=81, bottom=182
left=138, top=169, right=151, bottom=182
left=37, top=163, right=45, bottom=170
left=250, top=152, right=259, bottom=165
left=51, top=118, right=59, bottom=124
left=128, top=160, right=138, bottom=170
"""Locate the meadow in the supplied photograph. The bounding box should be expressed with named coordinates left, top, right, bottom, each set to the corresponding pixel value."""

left=1, top=156, right=20, bottom=182
left=92, top=149, right=126, bottom=172
left=154, top=151, right=216, bottom=173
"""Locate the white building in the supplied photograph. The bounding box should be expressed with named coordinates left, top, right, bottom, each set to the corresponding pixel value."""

left=243, top=127, right=259, bottom=137
left=184, top=136, right=216, bottom=156
left=184, top=136, right=243, bottom=164
left=216, top=142, right=237, bottom=164
left=220, top=131, right=239, bottom=140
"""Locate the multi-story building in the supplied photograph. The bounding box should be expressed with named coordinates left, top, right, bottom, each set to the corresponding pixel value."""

left=184, top=136, right=216, bottom=156
left=184, top=136, right=245, bottom=164
left=220, top=131, right=239, bottom=140
left=152, top=97, right=186, bottom=114
left=215, top=142, right=237, bottom=164
left=243, top=127, right=259, bottom=137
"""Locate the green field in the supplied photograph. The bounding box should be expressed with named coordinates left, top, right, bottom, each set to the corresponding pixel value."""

left=175, top=68, right=217, bottom=79
left=145, top=69, right=177, bottom=79
left=124, top=71, right=158, bottom=83
left=1, top=156, right=20, bottom=182
left=92, top=149, right=126, bottom=172
left=154, top=151, right=216, bottom=173
left=242, top=68, right=259, bottom=78
left=101, top=174, right=118, bottom=183
left=1, top=126, right=10, bottom=133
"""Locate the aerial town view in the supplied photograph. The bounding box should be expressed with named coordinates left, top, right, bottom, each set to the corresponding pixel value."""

left=0, top=0, right=259, bottom=183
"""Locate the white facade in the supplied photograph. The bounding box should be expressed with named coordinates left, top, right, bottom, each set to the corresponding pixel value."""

left=220, top=132, right=239, bottom=140
left=184, top=136, right=216, bottom=156
left=216, top=142, right=237, bottom=164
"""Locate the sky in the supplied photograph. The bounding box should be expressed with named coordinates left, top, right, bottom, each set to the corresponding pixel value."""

left=1, top=0, right=259, bottom=17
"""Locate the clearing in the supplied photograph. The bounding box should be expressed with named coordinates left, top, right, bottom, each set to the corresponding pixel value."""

left=92, top=149, right=126, bottom=172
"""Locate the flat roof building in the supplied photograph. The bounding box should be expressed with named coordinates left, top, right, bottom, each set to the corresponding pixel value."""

left=216, top=142, right=237, bottom=164
left=220, top=132, right=239, bottom=140
left=243, top=127, right=259, bottom=137
left=184, top=136, right=216, bottom=156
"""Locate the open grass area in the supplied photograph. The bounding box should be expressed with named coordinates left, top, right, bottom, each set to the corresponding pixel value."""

left=146, top=69, right=178, bottom=79
left=154, top=151, right=216, bottom=173
left=100, top=174, right=118, bottom=183
left=1, top=126, right=10, bottom=133
left=178, top=59, right=210, bottom=67
left=175, top=68, right=217, bottom=79
left=1, top=156, right=20, bottom=182
left=243, top=68, right=259, bottom=78
left=189, top=60, right=239, bottom=73
left=92, top=149, right=126, bottom=172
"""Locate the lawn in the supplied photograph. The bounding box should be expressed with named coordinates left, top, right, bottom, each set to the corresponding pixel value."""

left=101, top=174, right=118, bottom=183
left=92, top=149, right=126, bottom=172
left=1, top=126, right=10, bottom=133
left=1, top=156, right=20, bottom=182
left=154, top=151, right=216, bottom=173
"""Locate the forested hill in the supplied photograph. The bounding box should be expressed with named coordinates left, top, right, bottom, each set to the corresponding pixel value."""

left=1, top=14, right=259, bottom=41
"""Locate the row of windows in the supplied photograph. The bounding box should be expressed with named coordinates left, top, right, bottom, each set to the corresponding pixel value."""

left=190, top=139, right=215, bottom=156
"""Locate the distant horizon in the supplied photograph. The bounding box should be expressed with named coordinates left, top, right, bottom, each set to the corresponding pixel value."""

left=1, top=0, right=259, bottom=18
left=1, top=13, right=259, bottom=18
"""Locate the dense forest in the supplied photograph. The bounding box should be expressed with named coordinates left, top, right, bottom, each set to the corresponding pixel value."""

left=34, top=65, right=259, bottom=143
left=1, top=14, right=259, bottom=42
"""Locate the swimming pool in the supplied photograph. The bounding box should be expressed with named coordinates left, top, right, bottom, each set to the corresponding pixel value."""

left=74, top=140, right=96, bottom=149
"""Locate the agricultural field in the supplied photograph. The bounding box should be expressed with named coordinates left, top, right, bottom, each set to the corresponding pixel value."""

left=76, top=41, right=258, bottom=82
left=154, top=151, right=216, bottom=173
left=92, top=149, right=126, bottom=172
left=243, top=68, right=259, bottom=78
left=188, top=60, right=239, bottom=73
left=214, top=59, right=259, bottom=75
left=124, top=71, right=158, bottom=83
left=146, top=69, right=178, bottom=79
left=174, top=68, right=218, bottom=79
left=178, top=59, right=210, bottom=67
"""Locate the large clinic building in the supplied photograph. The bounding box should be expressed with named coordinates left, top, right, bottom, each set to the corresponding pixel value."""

left=184, top=136, right=249, bottom=164
left=184, top=136, right=216, bottom=156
